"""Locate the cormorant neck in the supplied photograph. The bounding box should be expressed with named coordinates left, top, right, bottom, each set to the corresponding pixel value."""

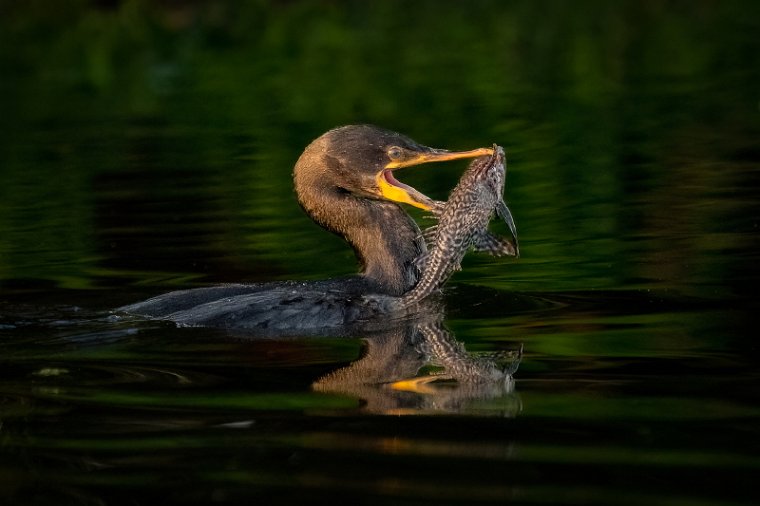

left=347, top=198, right=425, bottom=296
left=294, top=154, right=425, bottom=296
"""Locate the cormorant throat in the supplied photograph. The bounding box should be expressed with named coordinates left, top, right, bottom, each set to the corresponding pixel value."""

left=292, top=134, right=425, bottom=296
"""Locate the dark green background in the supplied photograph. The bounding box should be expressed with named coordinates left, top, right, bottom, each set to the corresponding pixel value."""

left=2, top=0, right=757, bottom=299
left=1, top=2, right=759, bottom=505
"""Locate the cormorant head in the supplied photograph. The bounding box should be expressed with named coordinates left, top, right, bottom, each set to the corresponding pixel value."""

left=297, top=124, right=493, bottom=211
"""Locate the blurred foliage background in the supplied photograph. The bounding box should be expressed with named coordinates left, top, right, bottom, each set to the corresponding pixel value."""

left=0, top=0, right=758, bottom=303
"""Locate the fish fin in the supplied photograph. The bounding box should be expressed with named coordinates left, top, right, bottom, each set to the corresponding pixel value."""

left=421, top=201, right=445, bottom=221
left=421, top=225, right=438, bottom=243
left=430, top=200, right=446, bottom=218
left=413, top=252, right=430, bottom=271
left=496, top=201, right=518, bottom=240
left=496, top=201, right=520, bottom=255
left=473, top=230, right=519, bottom=257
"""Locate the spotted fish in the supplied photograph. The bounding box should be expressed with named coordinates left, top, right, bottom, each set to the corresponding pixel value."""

left=401, top=145, right=518, bottom=306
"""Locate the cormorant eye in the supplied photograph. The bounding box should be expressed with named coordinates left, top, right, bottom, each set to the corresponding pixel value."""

left=387, top=146, right=404, bottom=161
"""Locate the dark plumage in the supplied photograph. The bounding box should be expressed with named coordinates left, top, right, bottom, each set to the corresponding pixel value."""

left=118, top=125, right=491, bottom=332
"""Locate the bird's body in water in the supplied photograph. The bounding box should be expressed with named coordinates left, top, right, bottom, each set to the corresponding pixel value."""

left=119, top=125, right=494, bottom=332
left=401, top=145, right=518, bottom=307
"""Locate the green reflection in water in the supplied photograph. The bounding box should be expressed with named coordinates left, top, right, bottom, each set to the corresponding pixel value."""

left=0, top=4, right=758, bottom=504
left=1, top=0, right=757, bottom=300
left=36, top=390, right=357, bottom=410
left=512, top=393, right=760, bottom=421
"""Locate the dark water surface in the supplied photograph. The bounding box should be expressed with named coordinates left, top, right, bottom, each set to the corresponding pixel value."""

left=2, top=2, right=759, bottom=505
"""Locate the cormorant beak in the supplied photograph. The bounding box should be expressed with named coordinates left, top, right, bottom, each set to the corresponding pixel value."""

left=377, top=147, right=495, bottom=210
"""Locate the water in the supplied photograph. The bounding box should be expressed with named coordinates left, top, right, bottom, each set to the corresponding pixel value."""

left=2, top=1, right=759, bottom=505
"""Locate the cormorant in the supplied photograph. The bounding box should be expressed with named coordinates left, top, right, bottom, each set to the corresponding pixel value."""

left=119, top=125, right=492, bottom=332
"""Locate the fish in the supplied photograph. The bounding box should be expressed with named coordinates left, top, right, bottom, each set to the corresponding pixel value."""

left=401, top=145, right=518, bottom=306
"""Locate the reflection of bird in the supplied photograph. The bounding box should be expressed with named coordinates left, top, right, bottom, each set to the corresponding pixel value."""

left=119, top=125, right=491, bottom=331
left=312, top=317, right=522, bottom=415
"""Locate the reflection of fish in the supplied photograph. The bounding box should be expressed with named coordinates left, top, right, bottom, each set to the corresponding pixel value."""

left=312, top=316, right=522, bottom=415
left=401, top=145, right=519, bottom=306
